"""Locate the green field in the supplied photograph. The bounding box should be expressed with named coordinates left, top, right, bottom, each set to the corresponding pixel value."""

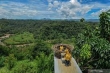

left=3, top=32, right=35, bottom=45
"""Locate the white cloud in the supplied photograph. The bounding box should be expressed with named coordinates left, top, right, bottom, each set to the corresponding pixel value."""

left=53, top=1, right=60, bottom=7
left=37, top=11, right=54, bottom=15
left=0, top=0, right=110, bottom=19
left=81, top=5, right=92, bottom=14
left=0, top=1, right=38, bottom=18
left=91, top=3, right=110, bottom=18
left=48, top=0, right=60, bottom=10
left=70, top=0, right=75, bottom=4
left=91, top=9, right=110, bottom=17
left=48, top=0, right=110, bottom=19
left=92, top=2, right=110, bottom=9
left=0, top=0, right=57, bottom=19
left=48, top=0, right=93, bottom=18
left=0, top=7, right=10, bottom=15
left=70, top=0, right=80, bottom=6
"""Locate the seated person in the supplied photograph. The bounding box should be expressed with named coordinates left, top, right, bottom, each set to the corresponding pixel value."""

left=60, top=45, right=64, bottom=52
left=64, top=49, right=71, bottom=66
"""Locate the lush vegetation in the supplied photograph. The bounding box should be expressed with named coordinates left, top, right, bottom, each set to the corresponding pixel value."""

left=72, top=10, right=110, bottom=72
left=0, top=41, right=53, bottom=73
left=0, top=10, right=110, bottom=73
left=3, top=32, right=35, bottom=45
left=99, top=11, right=110, bottom=40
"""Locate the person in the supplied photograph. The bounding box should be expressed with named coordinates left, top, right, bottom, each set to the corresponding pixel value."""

left=60, top=45, right=66, bottom=63
left=60, top=45, right=63, bottom=52
left=64, top=48, right=71, bottom=66
left=64, top=48, right=69, bottom=53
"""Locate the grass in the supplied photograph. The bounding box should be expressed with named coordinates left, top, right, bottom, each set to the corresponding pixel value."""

left=3, top=32, right=35, bottom=45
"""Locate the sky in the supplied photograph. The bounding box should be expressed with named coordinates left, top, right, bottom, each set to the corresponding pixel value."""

left=0, top=0, right=110, bottom=19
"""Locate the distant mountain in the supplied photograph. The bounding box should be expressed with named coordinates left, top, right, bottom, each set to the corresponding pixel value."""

left=51, top=19, right=100, bottom=22
left=86, top=19, right=99, bottom=22
left=73, top=19, right=99, bottom=22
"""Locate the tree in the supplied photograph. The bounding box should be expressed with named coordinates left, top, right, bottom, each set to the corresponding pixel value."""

left=32, top=40, right=52, bottom=58
left=80, top=44, right=91, bottom=60
left=80, top=18, right=85, bottom=22
left=0, top=45, right=9, bottom=56
left=99, top=10, right=110, bottom=41
left=36, top=52, right=54, bottom=73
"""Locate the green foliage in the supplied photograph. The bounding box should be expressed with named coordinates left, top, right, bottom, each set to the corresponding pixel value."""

left=12, top=60, right=38, bottom=73
left=36, top=52, right=54, bottom=73
left=39, top=21, right=90, bottom=40
left=0, top=45, right=9, bottom=56
left=0, top=19, right=97, bottom=40
left=32, top=40, right=52, bottom=57
left=0, top=56, right=5, bottom=67
left=0, top=67, right=9, bottom=73
left=50, top=37, right=75, bottom=45
left=3, top=32, right=35, bottom=45
left=80, top=18, right=85, bottom=22
left=9, top=46, right=33, bottom=60
left=0, top=17, right=109, bottom=73
left=73, top=32, right=110, bottom=72
left=99, top=10, right=110, bottom=40
left=80, top=44, right=91, bottom=60
left=89, top=36, right=110, bottom=68
left=5, top=54, right=17, bottom=70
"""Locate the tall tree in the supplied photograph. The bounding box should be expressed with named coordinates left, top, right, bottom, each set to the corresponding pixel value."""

left=80, top=18, right=85, bottom=22
left=99, top=10, right=110, bottom=41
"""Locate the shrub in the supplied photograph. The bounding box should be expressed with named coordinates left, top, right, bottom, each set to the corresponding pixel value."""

left=36, top=52, right=54, bottom=73
left=5, top=54, right=17, bottom=70
left=32, top=40, right=52, bottom=58
left=12, top=60, right=38, bottom=73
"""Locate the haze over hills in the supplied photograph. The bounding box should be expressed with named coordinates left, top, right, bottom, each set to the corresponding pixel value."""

left=33, top=19, right=100, bottom=22
left=0, top=18, right=99, bottom=22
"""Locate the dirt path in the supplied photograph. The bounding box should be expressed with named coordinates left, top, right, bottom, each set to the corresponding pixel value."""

left=0, top=34, right=10, bottom=39
left=15, top=43, right=32, bottom=47
left=0, top=34, right=11, bottom=45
